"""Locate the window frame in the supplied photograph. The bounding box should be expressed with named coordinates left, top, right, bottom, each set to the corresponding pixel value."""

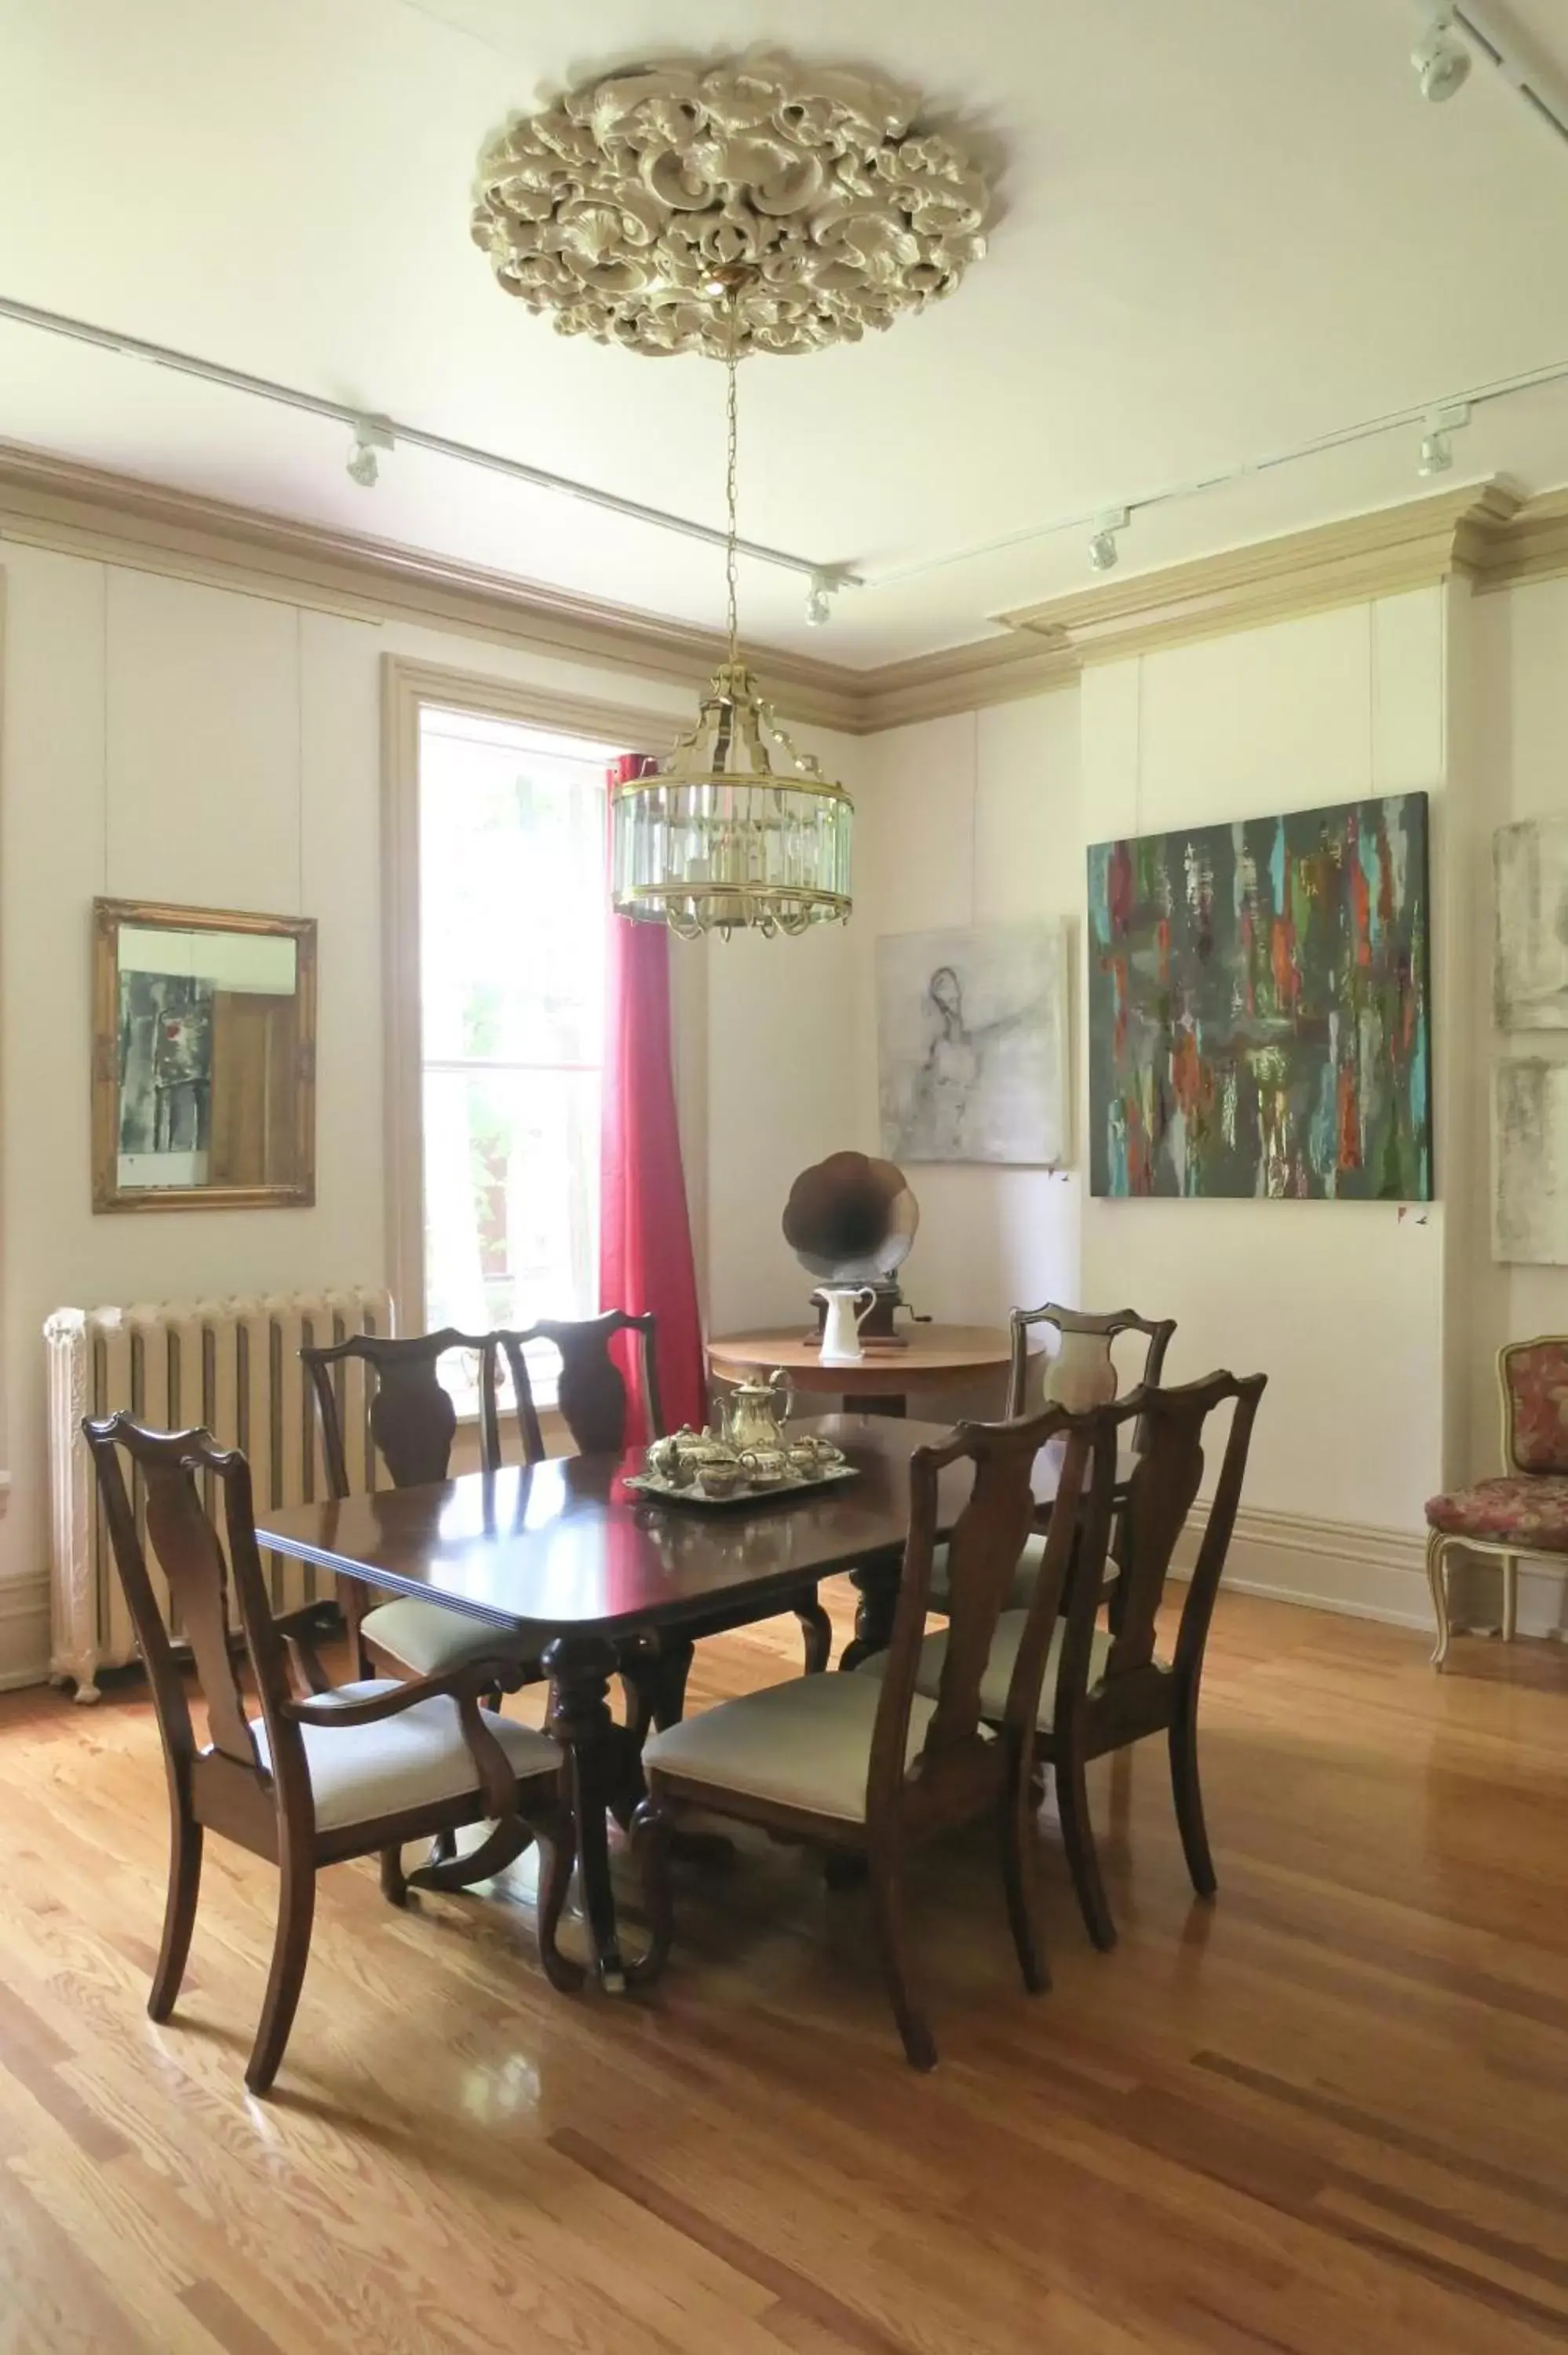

left=381, top=657, right=690, bottom=1339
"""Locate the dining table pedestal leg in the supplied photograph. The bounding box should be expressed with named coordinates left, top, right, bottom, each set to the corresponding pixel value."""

left=840, top=1549, right=903, bottom=1673
left=543, top=1634, right=635, bottom=1994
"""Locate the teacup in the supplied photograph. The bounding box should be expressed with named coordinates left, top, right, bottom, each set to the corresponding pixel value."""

left=698, top=1462, right=746, bottom=1499
left=739, top=1446, right=790, bottom=1488
left=787, top=1435, right=844, bottom=1474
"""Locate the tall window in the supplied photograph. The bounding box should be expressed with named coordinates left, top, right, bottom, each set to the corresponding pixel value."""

left=418, top=706, right=622, bottom=1356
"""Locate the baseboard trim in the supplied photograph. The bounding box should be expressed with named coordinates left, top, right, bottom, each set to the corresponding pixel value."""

left=1176, top=1503, right=1568, bottom=1641
left=0, top=1573, right=50, bottom=1691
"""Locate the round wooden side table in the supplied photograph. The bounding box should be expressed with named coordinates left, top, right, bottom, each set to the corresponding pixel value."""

left=707, top=1323, right=1012, bottom=1418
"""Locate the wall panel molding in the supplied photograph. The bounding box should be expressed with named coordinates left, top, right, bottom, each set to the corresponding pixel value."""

left=5, top=443, right=1568, bottom=736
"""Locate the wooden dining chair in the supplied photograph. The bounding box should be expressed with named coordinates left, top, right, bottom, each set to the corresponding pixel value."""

left=301, top=1328, right=542, bottom=1684
left=929, top=1304, right=1176, bottom=1620
left=1005, top=1303, right=1176, bottom=1425
left=82, top=1411, right=568, bottom=2095
left=497, top=1311, right=663, bottom=1459
left=632, top=1404, right=1097, bottom=2069
left=503, top=1313, right=832, bottom=1715
left=887, top=1371, right=1265, bottom=1952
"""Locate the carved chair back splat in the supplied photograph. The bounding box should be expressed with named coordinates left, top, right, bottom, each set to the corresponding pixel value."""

left=1006, top=1302, right=1176, bottom=1438
left=497, top=1312, right=665, bottom=1460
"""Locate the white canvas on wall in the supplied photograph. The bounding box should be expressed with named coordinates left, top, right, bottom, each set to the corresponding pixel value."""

left=1493, top=1057, right=1568, bottom=1265
left=876, top=922, right=1069, bottom=1167
left=1495, top=817, right=1568, bottom=1029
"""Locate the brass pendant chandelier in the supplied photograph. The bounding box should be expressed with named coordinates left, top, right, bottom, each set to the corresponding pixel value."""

left=611, top=283, right=853, bottom=939
left=472, top=57, right=994, bottom=938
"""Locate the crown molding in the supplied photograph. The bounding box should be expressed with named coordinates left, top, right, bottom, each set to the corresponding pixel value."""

left=3, top=445, right=1568, bottom=739
left=1472, top=484, right=1568, bottom=593
left=992, top=482, right=1526, bottom=666
left=0, top=440, right=867, bottom=734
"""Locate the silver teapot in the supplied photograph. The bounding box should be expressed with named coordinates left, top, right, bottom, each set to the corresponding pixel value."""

left=715, top=1370, right=793, bottom=1456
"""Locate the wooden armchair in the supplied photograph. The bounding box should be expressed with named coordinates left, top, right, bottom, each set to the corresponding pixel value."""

left=633, top=1403, right=1096, bottom=2069
left=504, top=1313, right=832, bottom=1721
left=82, top=1412, right=567, bottom=2095
left=301, top=1327, right=539, bottom=1684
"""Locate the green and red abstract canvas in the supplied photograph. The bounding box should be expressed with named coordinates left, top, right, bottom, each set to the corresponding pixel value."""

left=1087, top=794, right=1431, bottom=1199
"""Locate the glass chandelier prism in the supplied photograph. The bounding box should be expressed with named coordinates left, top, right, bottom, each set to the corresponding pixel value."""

left=610, top=294, right=853, bottom=940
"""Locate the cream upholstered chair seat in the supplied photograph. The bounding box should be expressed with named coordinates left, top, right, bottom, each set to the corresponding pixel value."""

left=928, top=1531, right=1045, bottom=1616
left=359, top=1597, right=538, bottom=1681
left=250, top=1678, right=557, bottom=1835
left=859, top=1613, right=1115, bottom=1732
left=641, top=1673, right=952, bottom=1823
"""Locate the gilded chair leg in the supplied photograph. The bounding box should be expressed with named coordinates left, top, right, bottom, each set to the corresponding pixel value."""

left=869, top=1853, right=937, bottom=2072
left=1502, top=1553, right=1519, bottom=1645
left=1169, top=1689, right=1217, bottom=1901
left=149, top=1813, right=202, bottom=2021
left=1000, top=1773, right=1050, bottom=1995
left=796, top=1594, right=833, bottom=1675
left=379, top=1844, right=408, bottom=1907
left=1057, top=1741, right=1117, bottom=1953
left=1426, top=1529, right=1452, bottom=1670
left=246, top=1849, right=316, bottom=2097
left=625, top=1798, right=675, bottom=1988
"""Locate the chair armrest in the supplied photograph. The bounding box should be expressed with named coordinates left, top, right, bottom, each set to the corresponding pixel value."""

left=272, top=1600, right=341, bottom=1698
left=284, top=1655, right=523, bottom=1728
left=291, top=1661, right=539, bottom=1816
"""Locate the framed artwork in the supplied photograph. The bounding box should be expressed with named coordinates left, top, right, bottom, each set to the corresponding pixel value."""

left=876, top=922, right=1070, bottom=1167
left=1495, top=816, right=1568, bottom=1028
left=1494, top=1058, right=1568, bottom=1264
left=93, top=898, right=318, bottom=1212
left=1086, top=793, right=1431, bottom=1200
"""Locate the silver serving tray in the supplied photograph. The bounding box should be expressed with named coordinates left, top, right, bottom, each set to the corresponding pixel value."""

left=623, top=1462, right=859, bottom=1510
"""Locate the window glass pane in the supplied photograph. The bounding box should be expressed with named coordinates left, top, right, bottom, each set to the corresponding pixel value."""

left=420, top=727, right=607, bottom=1068
left=422, top=1066, right=601, bottom=1338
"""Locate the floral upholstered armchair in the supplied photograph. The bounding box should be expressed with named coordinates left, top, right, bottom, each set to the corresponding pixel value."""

left=1424, top=1337, right=1568, bottom=1669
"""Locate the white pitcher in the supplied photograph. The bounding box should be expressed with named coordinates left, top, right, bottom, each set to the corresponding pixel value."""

left=819, top=1285, right=878, bottom=1364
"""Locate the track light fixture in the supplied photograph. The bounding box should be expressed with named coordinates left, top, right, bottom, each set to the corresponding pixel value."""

left=804, top=569, right=841, bottom=626
left=346, top=417, right=393, bottom=488
left=1087, top=508, right=1129, bottom=574
left=1417, top=401, right=1471, bottom=476
left=1413, top=8, right=1472, bottom=102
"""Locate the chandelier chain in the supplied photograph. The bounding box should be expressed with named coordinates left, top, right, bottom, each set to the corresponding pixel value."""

left=724, top=290, right=740, bottom=669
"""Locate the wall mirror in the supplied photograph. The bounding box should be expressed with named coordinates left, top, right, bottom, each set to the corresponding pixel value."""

left=92, top=898, right=317, bottom=1212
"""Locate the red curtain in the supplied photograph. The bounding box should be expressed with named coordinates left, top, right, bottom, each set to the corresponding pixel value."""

left=600, top=754, right=706, bottom=1444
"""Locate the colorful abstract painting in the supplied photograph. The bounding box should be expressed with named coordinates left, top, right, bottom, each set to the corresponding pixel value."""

left=1087, top=794, right=1431, bottom=1200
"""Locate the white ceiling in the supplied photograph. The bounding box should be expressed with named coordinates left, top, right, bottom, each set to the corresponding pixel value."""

left=2, top=0, right=1567, bottom=667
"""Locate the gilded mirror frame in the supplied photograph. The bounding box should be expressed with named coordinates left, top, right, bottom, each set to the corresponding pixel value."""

left=92, top=896, right=318, bottom=1214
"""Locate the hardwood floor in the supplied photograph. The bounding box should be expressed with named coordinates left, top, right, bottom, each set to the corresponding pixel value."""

left=0, top=1586, right=1564, bottom=2354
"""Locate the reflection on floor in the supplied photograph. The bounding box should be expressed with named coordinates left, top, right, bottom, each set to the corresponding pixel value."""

left=0, top=1584, right=1564, bottom=2354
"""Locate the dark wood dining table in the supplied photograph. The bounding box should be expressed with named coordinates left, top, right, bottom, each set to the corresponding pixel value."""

left=257, top=1414, right=1132, bottom=1992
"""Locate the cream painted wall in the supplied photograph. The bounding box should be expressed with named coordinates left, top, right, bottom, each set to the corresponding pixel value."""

left=851, top=595, right=1456, bottom=1543
left=0, top=535, right=864, bottom=1680
left=1080, top=595, right=1450, bottom=1533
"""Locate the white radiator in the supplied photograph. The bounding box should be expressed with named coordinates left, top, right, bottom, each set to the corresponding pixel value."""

left=44, top=1287, right=393, bottom=1700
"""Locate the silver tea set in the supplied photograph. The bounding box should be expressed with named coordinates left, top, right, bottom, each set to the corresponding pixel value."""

left=641, top=1370, right=848, bottom=1501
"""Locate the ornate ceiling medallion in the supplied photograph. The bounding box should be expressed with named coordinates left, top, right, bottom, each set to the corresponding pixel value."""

left=470, top=58, right=992, bottom=359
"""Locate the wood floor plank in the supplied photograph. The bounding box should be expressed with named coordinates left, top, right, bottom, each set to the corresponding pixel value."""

left=0, top=1585, right=1563, bottom=2353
